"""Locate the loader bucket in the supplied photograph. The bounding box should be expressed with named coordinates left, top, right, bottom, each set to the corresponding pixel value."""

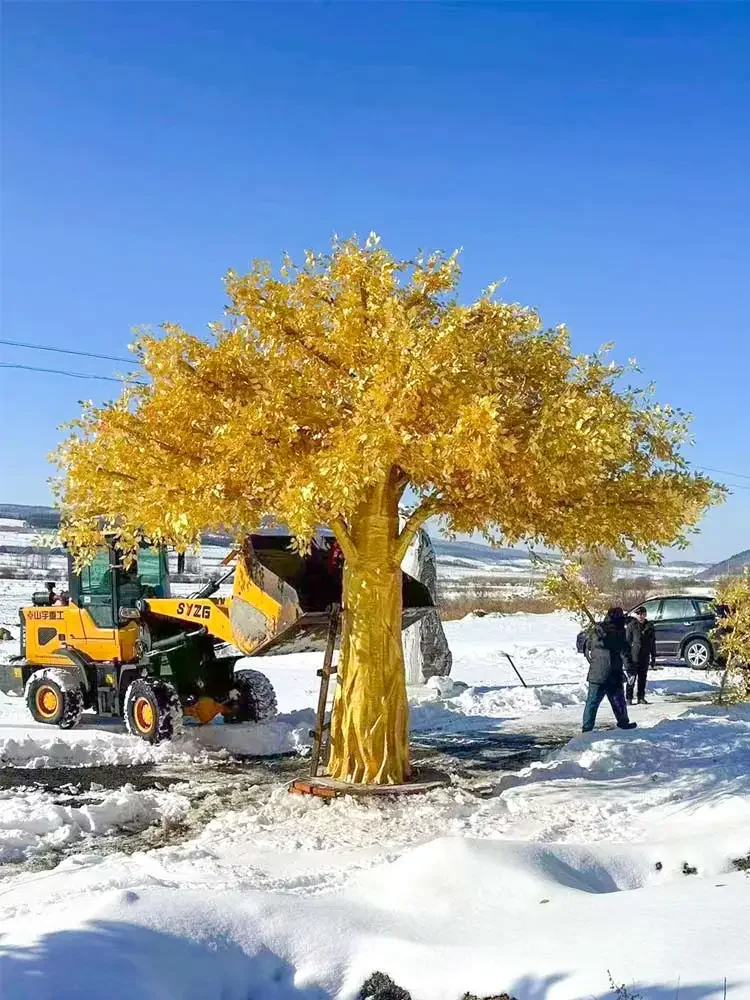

left=234, top=531, right=433, bottom=657
left=229, top=542, right=301, bottom=654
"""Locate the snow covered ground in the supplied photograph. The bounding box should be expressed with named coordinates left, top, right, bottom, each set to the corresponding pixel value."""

left=1, top=592, right=747, bottom=1000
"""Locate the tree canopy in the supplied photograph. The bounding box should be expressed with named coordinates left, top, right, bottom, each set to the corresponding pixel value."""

left=54, top=235, right=722, bottom=564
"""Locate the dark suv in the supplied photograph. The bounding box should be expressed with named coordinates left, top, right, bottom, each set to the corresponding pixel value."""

left=576, top=595, right=722, bottom=668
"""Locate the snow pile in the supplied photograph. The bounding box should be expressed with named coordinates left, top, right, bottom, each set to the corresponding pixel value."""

left=0, top=730, right=182, bottom=768
left=451, top=680, right=589, bottom=715
left=0, top=784, right=189, bottom=862
left=1, top=832, right=748, bottom=999
left=524, top=703, right=750, bottom=799
left=176, top=781, right=475, bottom=878
left=0, top=710, right=315, bottom=768
left=182, top=709, right=315, bottom=756
left=459, top=704, right=750, bottom=849
left=409, top=676, right=590, bottom=733
left=160, top=706, right=750, bottom=884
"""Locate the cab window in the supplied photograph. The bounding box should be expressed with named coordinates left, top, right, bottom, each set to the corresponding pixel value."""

left=80, top=548, right=112, bottom=596
left=136, top=546, right=170, bottom=598
left=137, top=547, right=161, bottom=594
left=695, top=598, right=715, bottom=617
left=79, top=547, right=115, bottom=627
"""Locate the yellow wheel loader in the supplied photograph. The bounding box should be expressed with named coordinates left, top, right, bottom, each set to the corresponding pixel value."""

left=1, top=532, right=432, bottom=743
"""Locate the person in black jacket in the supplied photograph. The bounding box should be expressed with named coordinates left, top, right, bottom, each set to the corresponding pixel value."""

left=625, top=606, right=656, bottom=705
left=582, top=607, right=638, bottom=733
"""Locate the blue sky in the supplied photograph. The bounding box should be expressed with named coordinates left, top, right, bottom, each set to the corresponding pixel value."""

left=2, top=2, right=748, bottom=563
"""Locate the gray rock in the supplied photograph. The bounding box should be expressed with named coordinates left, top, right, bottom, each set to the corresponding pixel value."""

left=401, top=528, right=452, bottom=683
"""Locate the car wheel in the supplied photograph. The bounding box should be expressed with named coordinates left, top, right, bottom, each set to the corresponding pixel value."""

left=683, top=637, right=712, bottom=669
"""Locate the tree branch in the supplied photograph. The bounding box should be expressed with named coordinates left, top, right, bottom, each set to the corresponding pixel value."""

left=176, top=358, right=224, bottom=392
left=394, top=497, right=443, bottom=565
left=124, top=422, right=202, bottom=462
left=331, top=516, right=359, bottom=565
left=280, top=322, right=345, bottom=372
left=99, top=468, right=139, bottom=483
left=252, top=293, right=344, bottom=374
left=391, top=466, right=410, bottom=497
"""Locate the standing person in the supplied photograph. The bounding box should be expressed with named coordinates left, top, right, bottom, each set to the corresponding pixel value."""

left=625, top=606, right=656, bottom=705
left=582, top=606, right=638, bottom=733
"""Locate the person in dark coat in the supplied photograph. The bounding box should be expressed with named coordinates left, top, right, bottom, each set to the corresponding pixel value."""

left=625, top=606, right=656, bottom=705
left=118, top=563, right=143, bottom=608
left=582, top=607, right=637, bottom=733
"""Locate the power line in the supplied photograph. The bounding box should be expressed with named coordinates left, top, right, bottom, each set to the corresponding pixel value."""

left=0, top=338, right=132, bottom=365
left=697, top=465, right=750, bottom=482
left=0, top=361, right=145, bottom=384
left=2, top=345, right=750, bottom=487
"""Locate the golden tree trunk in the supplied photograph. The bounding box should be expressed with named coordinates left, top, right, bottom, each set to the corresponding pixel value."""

left=327, top=485, right=410, bottom=785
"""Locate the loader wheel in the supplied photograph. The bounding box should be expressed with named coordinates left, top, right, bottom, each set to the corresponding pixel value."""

left=124, top=677, right=183, bottom=743
left=26, top=670, right=84, bottom=729
left=226, top=669, right=277, bottom=724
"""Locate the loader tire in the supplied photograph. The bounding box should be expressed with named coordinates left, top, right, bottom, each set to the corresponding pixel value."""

left=26, top=668, right=84, bottom=729
left=124, top=677, right=183, bottom=743
left=227, top=669, right=277, bottom=724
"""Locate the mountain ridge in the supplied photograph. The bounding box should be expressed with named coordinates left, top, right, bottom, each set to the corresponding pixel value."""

left=697, top=549, right=750, bottom=582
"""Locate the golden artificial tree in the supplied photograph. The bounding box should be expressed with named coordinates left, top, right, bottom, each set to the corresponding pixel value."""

left=54, top=236, right=722, bottom=784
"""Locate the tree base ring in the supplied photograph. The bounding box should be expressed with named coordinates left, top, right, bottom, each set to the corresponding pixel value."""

left=289, top=767, right=449, bottom=799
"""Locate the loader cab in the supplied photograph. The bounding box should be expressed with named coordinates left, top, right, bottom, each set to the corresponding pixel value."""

left=68, top=542, right=171, bottom=628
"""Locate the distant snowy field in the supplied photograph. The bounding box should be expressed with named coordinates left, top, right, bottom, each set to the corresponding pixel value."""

left=2, top=582, right=747, bottom=1000
left=0, top=518, right=709, bottom=595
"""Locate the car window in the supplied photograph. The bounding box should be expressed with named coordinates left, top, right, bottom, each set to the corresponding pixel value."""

left=639, top=599, right=662, bottom=621
left=694, top=599, right=715, bottom=617
left=660, top=598, right=696, bottom=621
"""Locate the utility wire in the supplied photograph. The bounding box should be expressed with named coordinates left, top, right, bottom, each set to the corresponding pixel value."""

left=3, top=340, right=750, bottom=487
left=0, top=338, right=132, bottom=365
left=0, top=361, right=145, bottom=384
left=697, top=465, right=750, bottom=482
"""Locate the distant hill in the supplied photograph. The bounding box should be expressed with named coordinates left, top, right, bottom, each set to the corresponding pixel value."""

left=0, top=502, right=711, bottom=575
left=697, top=550, right=750, bottom=582
left=0, top=505, right=536, bottom=562
left=430, top=538, right=553, bottom=565
left=0, top=503, right=62, bottom=529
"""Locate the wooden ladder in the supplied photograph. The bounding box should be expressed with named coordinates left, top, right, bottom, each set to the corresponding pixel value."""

left=308, top=603, right=341, bottom=778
